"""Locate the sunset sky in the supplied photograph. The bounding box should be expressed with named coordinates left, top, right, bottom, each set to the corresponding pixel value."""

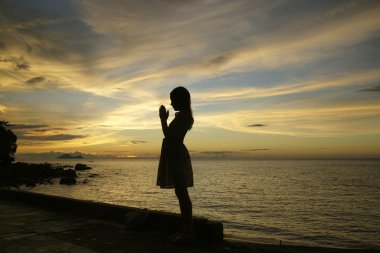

left=1, top=0, right=380, bottom=159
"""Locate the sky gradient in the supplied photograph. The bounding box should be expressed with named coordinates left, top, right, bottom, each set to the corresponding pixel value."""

left=1, top=0, right=380, bottom=159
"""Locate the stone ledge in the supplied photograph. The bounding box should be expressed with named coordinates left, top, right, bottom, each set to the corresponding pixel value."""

left=0, top=189, right=223, bottom=241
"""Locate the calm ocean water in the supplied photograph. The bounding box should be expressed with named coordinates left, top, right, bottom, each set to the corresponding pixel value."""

left=20, top=158, right=380, bottom=249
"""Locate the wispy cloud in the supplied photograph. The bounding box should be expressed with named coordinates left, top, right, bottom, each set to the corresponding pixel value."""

left=131, top=140, right=147, bottom=145
left=199, top=151, right=233, bottom=158
left=2, top=0, right=380, bottom=100
left=0, top=57, right=30, bottom=70
left=18, top=134, right=87, bottom=141
left=243, top=149, right=270, bottom=152
left=358, top=86, right=380, bottom=92
left=197, top=103, right=380, bottom=137
left=192, top=68, right=380, bottom=102
left=26, top=76, right=45, bottom=84
left=8, top=124, right=49, bottom=129
left=33, top=128, right=69, bottom=133
left=248, top=124, right=267, bottom=127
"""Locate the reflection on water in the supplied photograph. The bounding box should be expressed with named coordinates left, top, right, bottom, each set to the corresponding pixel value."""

left=24, top=158, right=380, bottom=249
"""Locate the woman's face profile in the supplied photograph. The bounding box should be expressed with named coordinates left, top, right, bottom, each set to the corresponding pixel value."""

left=170, top=97, right=180, bottom=111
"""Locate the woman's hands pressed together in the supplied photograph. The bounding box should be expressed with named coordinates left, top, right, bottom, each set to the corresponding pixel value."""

left=159, top=105, right=169, bottom=121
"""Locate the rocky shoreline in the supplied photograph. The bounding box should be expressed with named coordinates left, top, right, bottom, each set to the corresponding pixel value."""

left=0, top=162, right=94, bottom=188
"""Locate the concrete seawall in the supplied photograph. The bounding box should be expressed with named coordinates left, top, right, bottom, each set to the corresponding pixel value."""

left=1, top=189, right=378, bottom=253
left=0, top=189, right=223, bottom=242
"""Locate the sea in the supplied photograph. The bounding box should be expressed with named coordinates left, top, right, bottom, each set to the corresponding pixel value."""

left=17, top=158, right=380, bottom=249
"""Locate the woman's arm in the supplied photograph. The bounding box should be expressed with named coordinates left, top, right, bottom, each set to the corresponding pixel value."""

left=159, top=105, right=169, bottom=138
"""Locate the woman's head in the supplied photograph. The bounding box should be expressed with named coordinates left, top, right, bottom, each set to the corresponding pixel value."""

left=170, top=86, right=194, bottom=129
left=170, top=86, right=191, bottom=111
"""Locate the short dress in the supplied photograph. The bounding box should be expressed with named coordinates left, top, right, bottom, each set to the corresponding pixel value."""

left=157, top=111, right=193, bottom=189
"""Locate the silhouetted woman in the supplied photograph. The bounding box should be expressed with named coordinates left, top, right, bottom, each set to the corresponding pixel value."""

left=157, top=86, right=195, bottom=243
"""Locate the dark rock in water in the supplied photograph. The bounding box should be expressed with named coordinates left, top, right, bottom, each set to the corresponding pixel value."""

left=55, top=166, right=64, bottom=175
left=59, top=177, right=76, bottom=185
left=58, top=154, right=83, bottom=159
left=75, top=163, right=92, bottom=171
left=1, top=162, right=58, bottom=188
left=82, top=179, right=90, bottom=184
left=61, top=168, right=77, bottom=178
left=0, top=161, right=98, bottom=188
left=88, top=173, right=99, bottom=178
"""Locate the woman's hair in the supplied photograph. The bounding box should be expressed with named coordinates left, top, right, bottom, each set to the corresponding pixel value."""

left=170, top=86, right=194, bottom=130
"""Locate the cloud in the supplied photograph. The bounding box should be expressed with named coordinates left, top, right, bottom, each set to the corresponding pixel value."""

left=196, top=103, right=380, bottom=137
left=0, top=0, right=111, bottom=97
left=18, top=134, right=87, bottom=141
left=114, top=139, right=147, bottom=147
left=200, top=151, right=232, bottom=158
left=131, top=140, right=146, bottom=144
left=1, top=89, right=125, bottom=129
left=159, top=0, right=199, bottom=5
left=0, top=41, right=6, bottom=49
left=26, top=76, right=45, bottom=84
left=53, top=1, right=286, bottom=94
left=358, top=86, right=380, bottom=92
left=219, top=2, right=380, bottom=73
left=193, top=68, right=380, bottom=102
left=8, top=123, right=87, bottom=144
left=207, top=55, right=231, bottom=67
left=34, top=127, right=69, bottom=133
left=2, top=0, right=380, bottom=156
left=85, top=65, right=380, bottom=135
left=0, top=56, right=30, bottom=70
left=8, top=124, right=70, bottom=136
left=0, top=1, right=103, bottom=63
left=247, top=124, right=267, bottom=127
left=8, top=124, right=49, bottom=129
left=1, top=0, right=380, bottom=100
left=17, top=142, right=49, bottom=147
left=243, top=149, right=270, bottom=152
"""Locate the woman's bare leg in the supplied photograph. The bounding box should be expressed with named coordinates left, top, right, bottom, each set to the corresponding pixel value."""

left=174, top=186, right=195, bottom=242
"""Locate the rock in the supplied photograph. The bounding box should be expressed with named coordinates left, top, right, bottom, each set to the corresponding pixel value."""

left=61, top=169, right=77, bottom=178
left=59, top=177, right=76, bottom=185
left=88, top=173, right=99, bottom=178
left=75, top=163, right=92, bottom=171
left=55, top=166, right=64, bottom=176
left=1, top=161, right=97, bottom=188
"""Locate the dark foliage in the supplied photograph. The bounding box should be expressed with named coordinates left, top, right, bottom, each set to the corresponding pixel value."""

left=0, top=120, right=17, bottom=167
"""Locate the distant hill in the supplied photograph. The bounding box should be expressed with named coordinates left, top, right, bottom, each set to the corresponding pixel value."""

left=57, top=154, right=83, bottom=159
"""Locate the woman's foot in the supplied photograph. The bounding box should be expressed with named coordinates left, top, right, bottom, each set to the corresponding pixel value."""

left=171, top=232, right=197, bottom=244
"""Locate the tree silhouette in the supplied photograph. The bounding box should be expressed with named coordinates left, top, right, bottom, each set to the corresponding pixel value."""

left=0, top=120, right=18, bottom=168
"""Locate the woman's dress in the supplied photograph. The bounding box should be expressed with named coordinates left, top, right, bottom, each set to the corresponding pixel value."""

left=157, top=112, right=193, bottom=189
